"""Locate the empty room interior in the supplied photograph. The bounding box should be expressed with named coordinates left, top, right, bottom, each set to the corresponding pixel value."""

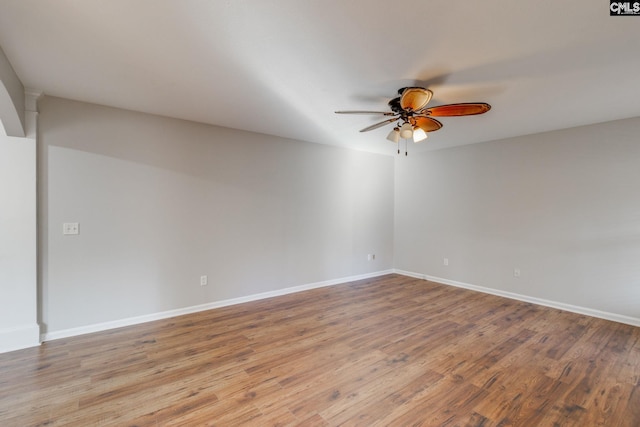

left=1, top=1, right=640, bottom=426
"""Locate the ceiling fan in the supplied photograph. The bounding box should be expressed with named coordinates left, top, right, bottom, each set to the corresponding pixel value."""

left=336, top=87, right=490, bottom=154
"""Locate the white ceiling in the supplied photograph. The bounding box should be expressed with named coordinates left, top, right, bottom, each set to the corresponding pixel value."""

left=1, top=0, right=639, bottom=155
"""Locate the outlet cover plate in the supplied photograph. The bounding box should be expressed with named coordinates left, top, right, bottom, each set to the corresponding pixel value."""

left=63, top=222, right=79, bottom=235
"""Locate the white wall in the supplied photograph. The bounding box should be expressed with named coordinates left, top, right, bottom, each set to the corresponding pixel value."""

left=394, top=117, right=640, bottom=321
left=0, top=131, right=38, bottom=352
left=39, top=97, right=394, bottom=335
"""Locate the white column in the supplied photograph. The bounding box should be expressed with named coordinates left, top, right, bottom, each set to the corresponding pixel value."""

left=0, top=90, right=41, bottom=353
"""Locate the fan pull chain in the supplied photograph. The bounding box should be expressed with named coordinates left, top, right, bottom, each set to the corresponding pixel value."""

left=397, top=139, right=409, bottom=156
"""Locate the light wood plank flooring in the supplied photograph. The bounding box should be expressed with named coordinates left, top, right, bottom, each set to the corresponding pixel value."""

left=1, top=274, right=639, bottom=426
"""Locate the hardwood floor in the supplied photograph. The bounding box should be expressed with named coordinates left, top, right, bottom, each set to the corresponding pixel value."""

left=1, top=274, right=639, bottom=426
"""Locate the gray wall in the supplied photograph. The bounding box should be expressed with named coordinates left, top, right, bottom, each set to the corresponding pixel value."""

left=39, top=97, right=394, bottom=334
left=33, top=95, right=640, bottom=337
left=394, top=117, right=640, bottom=319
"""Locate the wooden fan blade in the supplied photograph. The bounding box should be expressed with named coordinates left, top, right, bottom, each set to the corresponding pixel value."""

left=359, top=118, right=398, bottom=132
left=400, top=87, right=433, bottom=111
left=335, top=110, right=396, bottom=116
left=426, top=103, right=491, bottom=117
left=413, top=116, right=443, bottom=132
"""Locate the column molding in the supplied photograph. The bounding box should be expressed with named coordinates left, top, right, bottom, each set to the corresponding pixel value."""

left=24, top=89, right=42, bottom=139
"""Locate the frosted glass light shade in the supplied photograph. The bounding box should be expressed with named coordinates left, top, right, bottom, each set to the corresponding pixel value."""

left=412, top=127, right=427, bottom=142
left=386, top=128, right=400, bottom=143
left=399, top=122, right=413, bottom=139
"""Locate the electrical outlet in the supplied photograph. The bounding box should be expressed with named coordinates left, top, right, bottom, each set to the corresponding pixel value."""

left=514, top=268, right=521, bottom=278
left=63, top=222, right=79, bottom=235
left=367, top=254, right=375, bottom=261
left=443, top=258, right=449, bottom=266
left=200, top=275, right=208, bottom=286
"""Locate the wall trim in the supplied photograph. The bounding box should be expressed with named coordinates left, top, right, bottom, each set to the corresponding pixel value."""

left=394, top=269, right=640, bottom=327
left=42, top=269, right=395, bottom=342
left=0, top=323, right=41, bottom=353
left=41, top=268, right=639, bottom=343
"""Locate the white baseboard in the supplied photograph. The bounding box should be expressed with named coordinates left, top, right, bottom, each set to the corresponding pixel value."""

left=0, top=323, right=41, bottom=353
left=42, top=269, right=395, bottom=342
left=394, top=269, right=640, bottom=327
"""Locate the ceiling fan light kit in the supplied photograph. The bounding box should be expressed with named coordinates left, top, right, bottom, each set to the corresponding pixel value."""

left=399, top=122, right=414, bottom=139
left=386, top=127, right=400, bottom=143
left=336, top=87, right=491, bottom=155
left=412, top=127, right=428, bottom=142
